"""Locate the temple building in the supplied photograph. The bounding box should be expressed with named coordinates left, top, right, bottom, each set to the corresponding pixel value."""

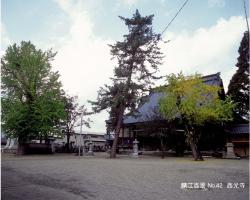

left=106, top=73, right=229, bottom=155
left=225, top=124, right=249, bottom=157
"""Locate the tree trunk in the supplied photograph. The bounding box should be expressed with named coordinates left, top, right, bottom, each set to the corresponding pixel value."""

left=110, top=54, right=134, bottom=158
left=16, top=142, right=25, bottom=155
left=189, top=139, right=203, bottom=161
left=110, top=109, right=124, bottom=158
left=185, top=126, right=203, bottom=161
left=189, top=139, right=199, bottom=161
left=66, top=133, right=70, bottom=153
left=197, top=147, right=203, bottom=161
left=160, top=136, right=165, bottom=159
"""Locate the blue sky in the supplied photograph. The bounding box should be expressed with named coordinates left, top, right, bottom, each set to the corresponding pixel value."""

left=1, top=0, right=249, bottom=132
left=2, top=0, right=248, bottom=43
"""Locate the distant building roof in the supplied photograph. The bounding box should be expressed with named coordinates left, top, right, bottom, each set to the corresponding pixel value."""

left=226, top=124, right=249, bottom=135
left=104, top=133, right=115, bottom=141
left=85, top=138, right=106, bottom=142
left=201, top=73, right=223, bottom=86
left=123, top=73, right=223, bottom=125
left=74, top=131, right=105, bottom=136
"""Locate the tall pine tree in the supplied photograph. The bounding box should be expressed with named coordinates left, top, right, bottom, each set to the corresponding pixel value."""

left=90, top=10, right=163, bottom=158
left=227, top=31, right=249, bottom=122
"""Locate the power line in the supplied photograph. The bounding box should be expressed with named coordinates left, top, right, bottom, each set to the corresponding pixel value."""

left=160, top=0, right=190, bottom=36
left=243, top=0, right=249, bottom=33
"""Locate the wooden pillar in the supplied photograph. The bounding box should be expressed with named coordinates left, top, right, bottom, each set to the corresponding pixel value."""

left=122, top=127, right=124, bottom=148
left=128, top=127, right=132, bottom=148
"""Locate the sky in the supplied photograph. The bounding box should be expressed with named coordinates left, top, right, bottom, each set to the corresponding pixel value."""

left=1, top=0, right=249, bottom=133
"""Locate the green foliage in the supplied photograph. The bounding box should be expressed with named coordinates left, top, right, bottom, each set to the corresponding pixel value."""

left=90, top=10, right=163, bottom=124
left=89, top=81, right=127, bottom=128
left=159, top=73, right=234, bottom=128
left=1, top=41, right=66, bottom=142
left=159, top=73, right=234, bottom=160
left=90, top=10, right=163, bottom=157
left=227, top=31, right=249, bottom=122
left=62, top=95, right=91, bottom=152
left=63, top=95, right=91, bottom=133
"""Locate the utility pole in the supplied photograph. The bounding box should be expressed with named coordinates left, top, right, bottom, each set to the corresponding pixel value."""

left=78, top=113, right=83, bottom=157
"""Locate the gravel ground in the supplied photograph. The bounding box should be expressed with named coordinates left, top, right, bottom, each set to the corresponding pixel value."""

left=1, top=153, right=249, bottom=200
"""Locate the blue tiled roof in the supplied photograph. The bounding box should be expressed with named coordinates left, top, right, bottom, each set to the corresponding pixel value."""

left=227, top=124, right=249, bottom=135
left=124, top=92, right=165, bottom=124
left=123, top=73, right=223, bottom=124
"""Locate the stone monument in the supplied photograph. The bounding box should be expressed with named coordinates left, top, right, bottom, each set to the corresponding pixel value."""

left=3, top=138, right=18, bottom=153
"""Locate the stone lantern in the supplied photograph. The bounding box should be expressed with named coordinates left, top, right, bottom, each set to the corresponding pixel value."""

left=224, top=142, right=236, bottom=159
left=132, top=139, right=139, bottom=158
left=88, top=140, right=94, bottom=156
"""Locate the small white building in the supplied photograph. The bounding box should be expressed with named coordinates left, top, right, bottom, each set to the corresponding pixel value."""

left=54, top=131, right=107, bottom=151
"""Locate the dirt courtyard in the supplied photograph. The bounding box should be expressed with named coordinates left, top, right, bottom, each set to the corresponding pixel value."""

left=1, top=153, right=249, bottom=200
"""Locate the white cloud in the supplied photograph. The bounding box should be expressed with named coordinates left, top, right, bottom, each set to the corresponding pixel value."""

left=0, top=23, right=11, bottom=56
left=116, top=0, right=139, bottom=7
left=52, top=1, right=246, bottom=132
left=2, top=0, right=246, bottom=134
left=208, top=0, right=226, bottom=8
left=159, top=16, right=246, bottom=92
left=53, top=0, right=115, bottom=132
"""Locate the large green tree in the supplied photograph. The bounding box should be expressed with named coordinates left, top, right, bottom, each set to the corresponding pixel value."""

left=90, top=10, right=163, bottom=158
left=227, top=31, right=249, bottom=122
left=159, top=73, right=234, bottom=161
left=1, top=41, right=66, bottom=154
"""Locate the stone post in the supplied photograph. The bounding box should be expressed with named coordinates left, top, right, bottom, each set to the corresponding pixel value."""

left=51, top=141, right=55, bottom=153
left=224, top=142, right=237, bottom=159
left=83, top=141, right=87, bottom=155
left=88, top=140, right=94, bottom=156
left=132, top=139, right=139, bottom=158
